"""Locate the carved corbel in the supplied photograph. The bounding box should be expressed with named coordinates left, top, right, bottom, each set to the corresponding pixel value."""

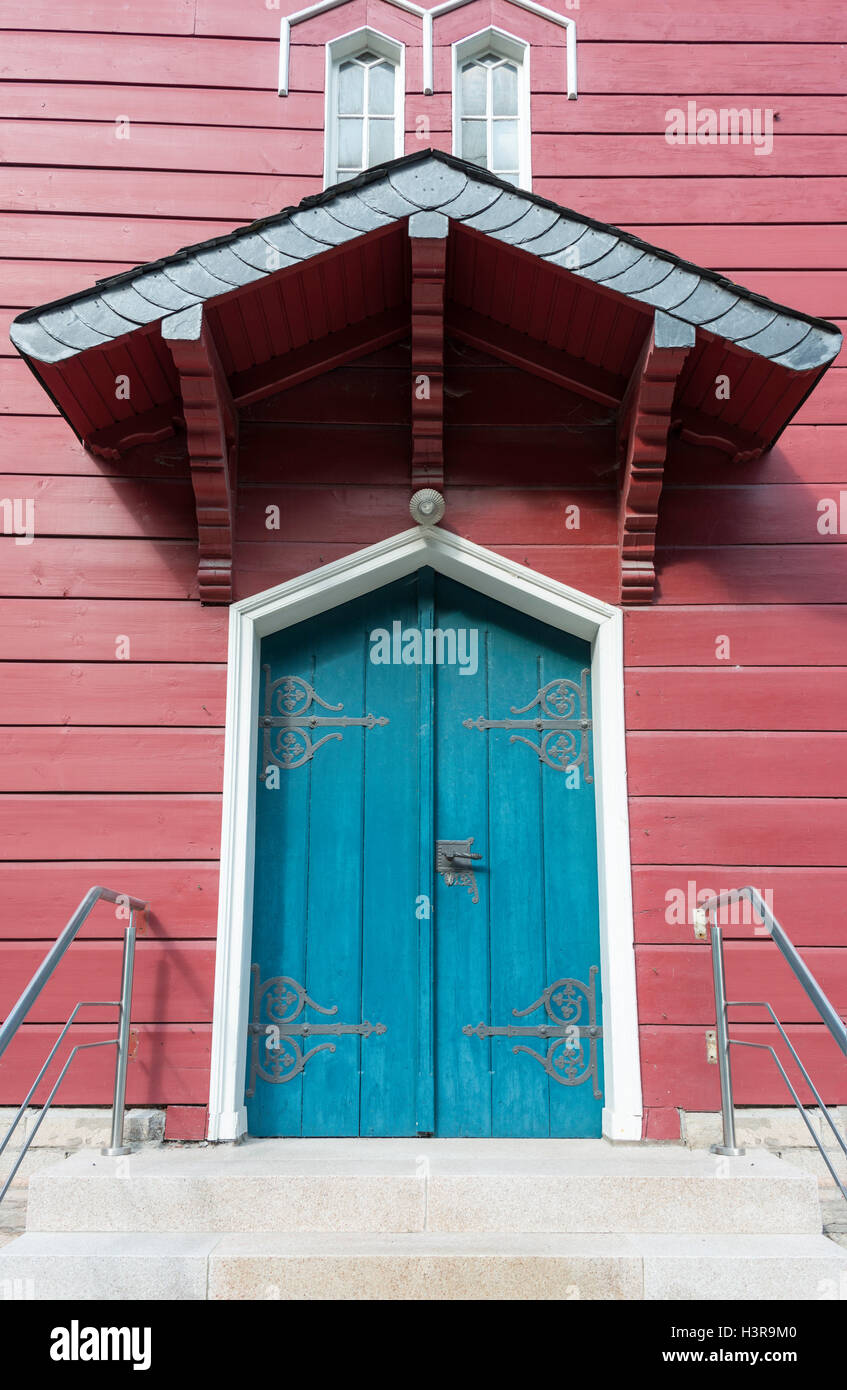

left=162, top=304, right=237, bottom=604
left=617, top=311, right=696, bottom=605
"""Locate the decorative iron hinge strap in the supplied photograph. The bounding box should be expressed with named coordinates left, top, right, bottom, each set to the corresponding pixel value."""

left=464, top=671, right=593, bottom=779
left=259, top=667, right=389, bottom=774
left=463, top=968, right=603, bottom=1097
left=247, top=968, right=386, bottom=1094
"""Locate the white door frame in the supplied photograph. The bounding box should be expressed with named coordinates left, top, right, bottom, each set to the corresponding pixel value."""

left=207, top=525, right=643, bottom=1141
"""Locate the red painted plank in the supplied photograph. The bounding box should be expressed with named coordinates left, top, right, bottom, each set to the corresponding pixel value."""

left=4, top=122, right=844, bottom=181
left=660, top=484, right=847, bottom=546
left=0, top=121, right=324, bottom=178
left=0, top=538, right=200, bottom=599
left=234, top=541, right=621, bottom=606
left=0, top=1024, right=211, bottom=1104
left=0, top=940, right=215, bottom=1023
left=0, top=476, right=196, bottom=537
left=627, top=731, right=847, bottom=797
left=656, top=546, right=847, bottom=604
left=0, top=599, right=227, bottom=661
left=238, top=485, right=615, bottom=545
left=4, top=86, right=846, bottom=136
left=0, top=260, right=136, bottom=310
left=626, top=668, right=847, bottom=730
left=629, top=797, right=847, bottom=866
left=0, top=418, right=188, bottom=476
left=535, top=179, right=847, bottom=225
left=533, top=136, right=847, bottom=180
left=632, top=867, right=847, bottom=947
left=0, top=1, right=196, bottom=33
left=640, top=1025, right=847, bottom=1107
left=196, top=0, right=847, bottom=42
left=2, top=167, right=844, bottom=224
left=625, top=605, right=847, bottom=668
left=241, top=422, right=617, bottom=487
left=712, top=273, right=847, bottom=317
left=0, top=727, right=224, bottom=791
left=0, top=213, right=242, bottom=263
left=0, top=168, right=321, bottom=220
left=670, top=428, right=847, bottom=486
left=0, top=358, right=57, bottom=413
left=793, top=371, right=846, bottom=425
left=0, top=794, right=221, bottom=860
left=165, top=1105, right=207, bottom=1140
left=0, top=663, right=225, bottom=726
left=627, top=224, right=847, bottom=270
left=2, top=30, right=843, bottom=94
left=637, top=943, right=847, bottom=1025
left=0, top=861, right=219, bottom=940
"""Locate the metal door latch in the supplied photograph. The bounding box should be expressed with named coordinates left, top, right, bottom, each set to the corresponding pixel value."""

left=436, top=838, right=483, bottom=904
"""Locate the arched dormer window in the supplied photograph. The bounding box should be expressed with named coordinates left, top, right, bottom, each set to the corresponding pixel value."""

left=453, top=28, right=531, bottom=189
left=325, top=29, right=405, bottom=187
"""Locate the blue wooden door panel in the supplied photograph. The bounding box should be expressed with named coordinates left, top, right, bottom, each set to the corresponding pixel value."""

left=248, top=579, right=421, bottom=1137
left=248, top=569, right=603, bottom=1138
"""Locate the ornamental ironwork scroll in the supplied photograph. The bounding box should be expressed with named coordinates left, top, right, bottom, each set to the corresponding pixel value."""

left=463, top=968, right=603, bottom=1097
left=463, top=670, right=593, bottom=780
left=258, top=667, right=389, bottom=775
left=246, top=966, right=386, bottom=1094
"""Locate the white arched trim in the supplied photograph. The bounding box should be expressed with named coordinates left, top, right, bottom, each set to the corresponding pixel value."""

left=452, top=27, right=532, bottom=190
left=279, top=0, right=577, bottom=100
left=324, top=28, right=406, bottom=187
left=207, top=526, right=640, bottom=1142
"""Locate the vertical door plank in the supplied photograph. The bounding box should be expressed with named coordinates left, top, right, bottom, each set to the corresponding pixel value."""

left=486, top=612, right=549, bottom=1137
left=433, top=575, right=493, bottom=1135
left=360, top=576, right=421, bottom=1135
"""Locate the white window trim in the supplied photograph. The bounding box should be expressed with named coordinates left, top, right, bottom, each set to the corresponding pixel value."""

left=324, top=27, right=406, bottom=187
left=207, top=526, right=642, bottom=1145
left=452, top=27, right=532, bottom=190
left=280, top=0, right=576, bottom=100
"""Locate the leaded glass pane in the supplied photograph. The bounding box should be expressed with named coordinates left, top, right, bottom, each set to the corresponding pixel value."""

left=338, top=61, right=363, bottom=116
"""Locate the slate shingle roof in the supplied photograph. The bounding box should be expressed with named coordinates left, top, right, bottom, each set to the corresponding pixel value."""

left=10, top=150, right=842, bottom=375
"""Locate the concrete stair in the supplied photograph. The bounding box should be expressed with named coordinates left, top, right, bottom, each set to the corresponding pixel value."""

left=2, top=1138, right=846, bottom=1300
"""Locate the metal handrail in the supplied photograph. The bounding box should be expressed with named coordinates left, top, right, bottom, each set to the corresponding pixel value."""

left=0, top=887, right=147, bottom=1202
left=694, top=886, right=847, bottom=1203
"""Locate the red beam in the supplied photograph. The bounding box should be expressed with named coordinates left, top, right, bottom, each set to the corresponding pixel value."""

left=409, top=216, right=447, bottom=490
left=228, top=306, right=409, bottom=409
left=447, top=303, right=626, bottom=410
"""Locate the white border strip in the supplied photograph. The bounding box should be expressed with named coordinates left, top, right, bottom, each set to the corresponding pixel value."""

left=207, top=526, right=641, bottom=1142
left=279, top=0, right=577, bottom=99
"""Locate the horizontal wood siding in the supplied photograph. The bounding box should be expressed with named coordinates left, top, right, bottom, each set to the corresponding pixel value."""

left=1, top=1, right=844, bottom=1134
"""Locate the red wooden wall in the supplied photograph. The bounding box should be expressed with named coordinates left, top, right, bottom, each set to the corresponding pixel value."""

left=0, top=0, right=845, bottom=1140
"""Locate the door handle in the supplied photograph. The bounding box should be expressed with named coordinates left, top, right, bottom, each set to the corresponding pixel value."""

left=444, top=850, right=482, bottom=871
left=436, top=839, right=482, bottom=903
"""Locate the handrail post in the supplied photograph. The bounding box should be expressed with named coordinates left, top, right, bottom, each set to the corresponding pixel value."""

left=102, top=910, right=138, bottom=1158
left=709, top=915, right=745, bottom=1157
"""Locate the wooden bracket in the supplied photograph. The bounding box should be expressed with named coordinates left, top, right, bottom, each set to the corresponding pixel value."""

left=409, top=212, right=447, bottom=491
left=163, top=304, right=238, bottom=604
left=617, top=311, right=695, bottom=606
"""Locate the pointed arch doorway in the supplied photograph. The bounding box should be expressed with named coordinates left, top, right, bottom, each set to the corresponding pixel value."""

left=207, top=527, right=642, bottom=1142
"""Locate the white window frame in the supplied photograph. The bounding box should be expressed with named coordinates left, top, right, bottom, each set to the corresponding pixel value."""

left=452, top=27, right=532, bottom=190
left=324, top=27, right=406, bottom=188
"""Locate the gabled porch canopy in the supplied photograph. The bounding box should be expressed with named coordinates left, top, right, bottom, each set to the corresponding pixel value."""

left=10, top=150, right=841, bottom=605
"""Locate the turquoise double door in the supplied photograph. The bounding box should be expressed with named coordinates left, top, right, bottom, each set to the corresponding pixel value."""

left=247, top=569, right=603, bottom=1137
